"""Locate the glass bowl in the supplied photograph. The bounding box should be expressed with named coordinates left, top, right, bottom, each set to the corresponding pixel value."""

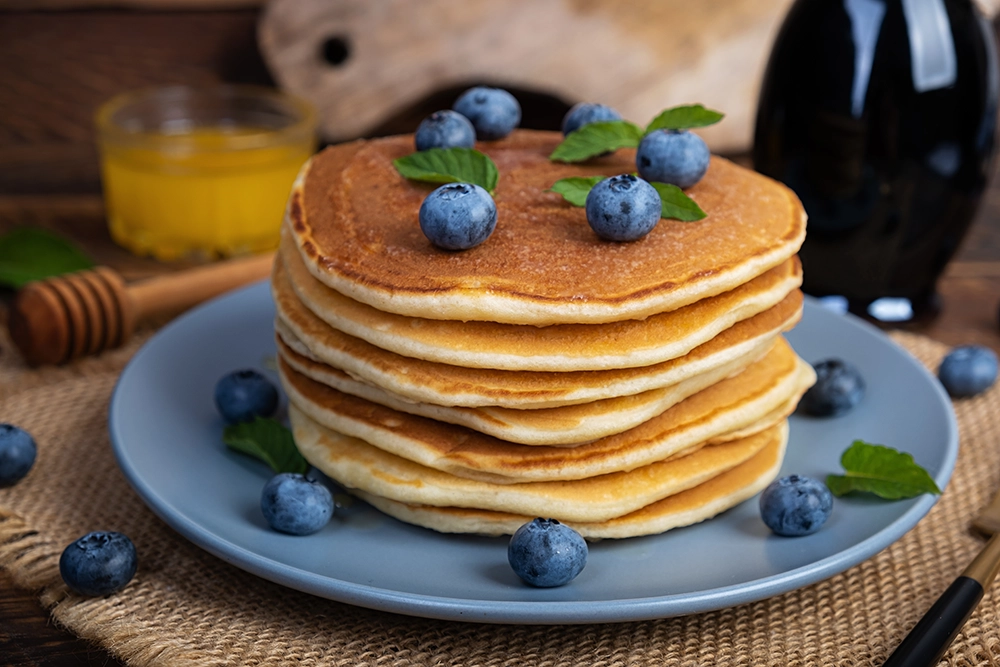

left=96, top=85, right=317, bottom=261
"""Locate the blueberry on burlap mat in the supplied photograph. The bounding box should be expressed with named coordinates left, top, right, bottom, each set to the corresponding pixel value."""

left=1, top=330, right=998, bottom=666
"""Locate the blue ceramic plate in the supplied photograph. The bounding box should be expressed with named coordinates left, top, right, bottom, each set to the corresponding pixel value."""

left=109, top=284, right=957, bottom=624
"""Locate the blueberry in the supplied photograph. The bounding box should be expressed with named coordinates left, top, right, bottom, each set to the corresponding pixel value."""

left=584, top=174, right=662, bottom=242
left=214, top=369, right=279, bottom=424
left=261, top=473, right=334, bottom=535
left=507, top=518, right=587, bottom=587
left=938, top=345, right=998, bottom=397
left=452, top=87, right=521, bottom=140
left=800, top=358, right=865, bottom=417
left=759, top=475, right=833, bottom=537
left=419, top=182, right=497, bottom=250
left=415, top=110, right=476, bottom=151
left=0, top=423, right=36, bottom=488
left=636, top=129, right=711, bottom=189
left=562, top=102, right=622, bottom=136
left=59, top=531, right=137, bottom=596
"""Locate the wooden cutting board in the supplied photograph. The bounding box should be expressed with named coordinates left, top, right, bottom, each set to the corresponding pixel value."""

left=258, top=0, right=999, bottom=154
left=258, top=0, right=795, bottom=153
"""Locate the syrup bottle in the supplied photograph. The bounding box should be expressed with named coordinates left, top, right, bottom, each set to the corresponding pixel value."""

left=753, top=0, right=998, bottom=324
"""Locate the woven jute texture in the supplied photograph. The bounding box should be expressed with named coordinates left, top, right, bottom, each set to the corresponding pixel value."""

left=2, top=328, right=999, bottom=667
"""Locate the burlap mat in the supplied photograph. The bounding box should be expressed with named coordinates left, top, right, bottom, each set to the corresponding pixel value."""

left=1, top=328, right=999, bottom=667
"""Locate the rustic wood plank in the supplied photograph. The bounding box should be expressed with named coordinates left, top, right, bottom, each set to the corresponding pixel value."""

left=0, top=0, right=263, bottom=10
left=0, top=570, right=127, bottom=667
left=0, top=9, right=272, bottom=194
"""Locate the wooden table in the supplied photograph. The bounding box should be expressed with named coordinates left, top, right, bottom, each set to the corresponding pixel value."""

left=2, top=174, right=1000, bottom=665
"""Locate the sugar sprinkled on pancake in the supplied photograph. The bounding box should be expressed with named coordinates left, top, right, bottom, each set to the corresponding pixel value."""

left=287, top=130, right=806, bottom=325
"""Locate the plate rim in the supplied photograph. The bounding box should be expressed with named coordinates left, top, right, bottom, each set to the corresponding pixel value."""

left=108, top=283, right=958, bottom=624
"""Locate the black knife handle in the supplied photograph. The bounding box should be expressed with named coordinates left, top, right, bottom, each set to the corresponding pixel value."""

left=881, top=576, right=984, bottom=667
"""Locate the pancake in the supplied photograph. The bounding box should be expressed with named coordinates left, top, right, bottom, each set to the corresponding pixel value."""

left=291, top=409, right=787, bottom=523
left=287, top=130, right=806, bottom=325
left=280, top=230, right=803, bottom=371
left=355, top=429, right=787, bottom=539
left=273, top=254, right=804, bottom=408
left=281, top=339, right=815, bottom=482
left=277, top=334, right=773, bottom=445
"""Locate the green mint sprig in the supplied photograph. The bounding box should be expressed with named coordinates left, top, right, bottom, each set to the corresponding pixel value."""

left=549, top=121, right=644, bottom=163
left=826, top=440, right=941, bottom=500
left=0, top=227, right=95, bottom=289
left=645, top=104, right=726, bottom=133
left=223, top=417, right=309, bottom=475
left=546, top=176, right=606, bottom=207
left=547, top=176, right=706, bottom=222
left=392, top=147, right=499, bottom=194
left=649, top=182, right=707, bottom=221
left=549, top=104, right=724, bottom=163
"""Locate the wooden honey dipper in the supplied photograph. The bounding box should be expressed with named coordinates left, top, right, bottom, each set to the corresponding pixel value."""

left=8, top=252, right=275, bottom=367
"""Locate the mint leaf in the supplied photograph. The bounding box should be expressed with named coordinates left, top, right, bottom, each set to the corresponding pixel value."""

left=650, top=182, right=707, bottom=221
left=546, top=177, right=707, bottom=222
left=392, top=148, right=499, bottom=194
left=549, top=120, right=644, bottom=163
left=223, top=417, right=309, bottom=475
left=826, top=440, right=941, bottom=500
left=0, top=227, right=94, bottom=289
left=547, top=176, right=606, bottom=206
left=645, top=104, right=725, bottom=133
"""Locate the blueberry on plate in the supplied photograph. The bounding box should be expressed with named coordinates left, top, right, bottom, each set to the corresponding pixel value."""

left=419, top=182, right=497, bottom=250
left=508, top=518, right=587, bottom=587
left=59, top=531, right=138, bottom=596
left=214, top=369, right=279, bottom=424
left=261, top=473, right=334, bottom=535
left=415, top=110, right=476, bottom=151
left=636, top=129, right=711, bottom=189
left=800, top=358, right=865, bottom=417
left=562, top=102, right=622, bottom=136
left=0, top=423, right=37, bottom=488
left=584, top=174, right=662, bottom=242
left=759, top=475, right=833, bottom=537
left=452, top=86, right=521, bottom=140
left=938, top=345, right=998, bottom=397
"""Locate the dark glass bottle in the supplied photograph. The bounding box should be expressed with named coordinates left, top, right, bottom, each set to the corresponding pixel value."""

left=753, top=0, right=998, bottom=323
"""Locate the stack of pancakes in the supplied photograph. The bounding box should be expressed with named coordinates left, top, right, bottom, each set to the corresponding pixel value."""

left=273, top=130, right=813, bottom=539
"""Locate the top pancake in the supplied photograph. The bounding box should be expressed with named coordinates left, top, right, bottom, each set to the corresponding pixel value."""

left=288, top=129, right=806, bottom=325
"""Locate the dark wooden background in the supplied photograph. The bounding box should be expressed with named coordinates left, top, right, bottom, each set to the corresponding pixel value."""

left=1, top=5, right=1000, bottom=666
left=0, top=8, right=270, bottom=195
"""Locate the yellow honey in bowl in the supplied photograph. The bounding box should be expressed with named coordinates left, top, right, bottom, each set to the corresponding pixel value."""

left=96, top=87, right=317, bottom=261
left=102, top=127, right=312, bottom=260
